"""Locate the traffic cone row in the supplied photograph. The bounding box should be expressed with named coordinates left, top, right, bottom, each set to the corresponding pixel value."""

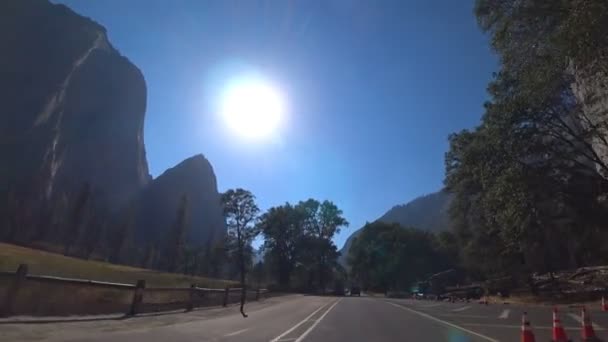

left=521, top=307, right=603, bottom=342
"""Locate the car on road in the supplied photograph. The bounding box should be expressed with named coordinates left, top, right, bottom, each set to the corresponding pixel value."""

left=350, top=286, right=361, bottom=296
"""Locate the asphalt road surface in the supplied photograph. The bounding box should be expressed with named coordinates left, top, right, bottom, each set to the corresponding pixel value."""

left=3, top=294, right=608, bottom=341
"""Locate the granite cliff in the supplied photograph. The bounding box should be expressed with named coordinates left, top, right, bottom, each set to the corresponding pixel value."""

left=0, top=0, right=225, bottom=250
left=0, top=0, right=149, bottom=207
left=134, top=155, right=225, bottom=247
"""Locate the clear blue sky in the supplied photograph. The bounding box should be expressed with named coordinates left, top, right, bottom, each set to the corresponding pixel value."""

left=55, top=0, right=496, bottom=249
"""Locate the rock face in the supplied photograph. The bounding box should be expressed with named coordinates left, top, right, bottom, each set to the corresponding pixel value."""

left=570, top=65, right=608, bottom=178
left=134, top=155, right=225, bottom=246
left=0, top=0, right=226, bottom=250
left=0, top=0, right=149, bottom=207
left=339, top=190, right=452, bottom=265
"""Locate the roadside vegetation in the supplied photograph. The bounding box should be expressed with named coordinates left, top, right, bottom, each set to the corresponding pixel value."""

left=0, top=242, right=236, bottom=288
left=348, top=0, right=608, bottom=299
left=0, top=190, right=351, bottom=297
left=3, top=0, right=608, bottom=306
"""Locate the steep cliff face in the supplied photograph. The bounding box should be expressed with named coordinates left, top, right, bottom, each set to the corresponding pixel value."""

left=570, top=65, right=608, bottom=178
left=0, top=0, right=149, bottom=207
left=339, top=190, right=452, bottom=265
left=1, top=0, right=226, bottom=251
left=134, top=155, right=226, bottom=246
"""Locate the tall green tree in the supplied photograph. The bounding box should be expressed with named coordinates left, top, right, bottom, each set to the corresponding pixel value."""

left=440, top=0, right=608, bottom=285
left=63, top=182, right=91, bottom=256
left=475, top=0, right=608, bottom=177
left=166, top=194, right=189, bottom=273
left=348, top=222, right=447, bottom=292
left=258, top=203, right=304, bottom=288
left=296, top=199, right=348, bottom=293
left=109, top=204, right=135, bottom=264
left=221, top=188, right=260, bottom=317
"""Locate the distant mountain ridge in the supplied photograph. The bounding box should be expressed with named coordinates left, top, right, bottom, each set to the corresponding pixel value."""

left=378, top=191, right=452, bottom=232
left=338, top=190, right=452, bottom=264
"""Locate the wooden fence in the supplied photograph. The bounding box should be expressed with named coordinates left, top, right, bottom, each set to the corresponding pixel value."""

left=0, top=264, right=268, bottom=317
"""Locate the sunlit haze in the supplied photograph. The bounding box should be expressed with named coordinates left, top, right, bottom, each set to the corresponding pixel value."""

left=53, top=0, right=496, bottom=249
left=7, top=0, right=604, bottom=339
left=220, top=77, right=285, bottom=141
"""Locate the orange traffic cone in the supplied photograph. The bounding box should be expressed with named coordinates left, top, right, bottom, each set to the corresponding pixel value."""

left=521, top=311, right=536, bottom=342
left=602, top=296, right=607, bottom=312
left=581, top=306, right=598, bottom=341
left=552, top=307, right=570, bottom=342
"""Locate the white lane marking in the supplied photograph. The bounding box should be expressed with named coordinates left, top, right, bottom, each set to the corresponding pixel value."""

left=439, top=314, right=494, bottom=319
left=224, top=328, right=249, bottom=337
left=422, top=303, right=443, bottom=308
left=462, top=322, right=606, bottom=331
left=567, top=313, right=602, bottom=329
left=386, top=302, right=498, bottom=342
left=269, top=302, right=330, bottom=342
left=452, top=306, right=471, bottom=312
left=498, top=309, right=510, bottom=319
left=295, top=299, right=342, bottom=342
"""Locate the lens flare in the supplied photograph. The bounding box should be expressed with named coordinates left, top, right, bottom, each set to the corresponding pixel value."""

left=220, top=77, right=285, bottom=140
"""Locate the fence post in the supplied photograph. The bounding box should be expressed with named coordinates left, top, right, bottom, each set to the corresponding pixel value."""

left=128, top=280, right=145, bottom=316
left=186, top=284, right=196, bottom=311
left=256, top=288, right=260, bottom=301
left=1, top=264, right=28, bottom=317
left=223, top=287, right=230, bottom=307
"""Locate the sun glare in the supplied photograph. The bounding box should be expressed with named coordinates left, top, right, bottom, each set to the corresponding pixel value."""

left=220, top=77, right=285, bottom=140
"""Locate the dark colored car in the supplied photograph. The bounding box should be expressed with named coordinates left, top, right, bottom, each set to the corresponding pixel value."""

left=350, top=286, right=361, bottom=296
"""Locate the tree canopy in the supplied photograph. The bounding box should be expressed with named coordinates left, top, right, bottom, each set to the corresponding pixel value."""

left=258, top=199, right=347, bottom=292
left=348, top=221, right=452, bottom=292
left=441, top=0, right=608, bottom=283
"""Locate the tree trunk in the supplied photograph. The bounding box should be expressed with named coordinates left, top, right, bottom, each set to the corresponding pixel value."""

left=240, top=267, right=247, bottom=317
left=237, top=230, right=248, bottom=318
left=279, top=260, right=291, bottom=289
left=319, top=252, right=325, bottom=295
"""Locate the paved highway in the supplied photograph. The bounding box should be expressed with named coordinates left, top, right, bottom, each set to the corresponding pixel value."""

left=3, top=295, right=608, bottom=341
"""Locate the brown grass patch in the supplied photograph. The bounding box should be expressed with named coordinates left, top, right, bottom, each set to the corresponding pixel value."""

left=0, top=243, right=236, bottom=288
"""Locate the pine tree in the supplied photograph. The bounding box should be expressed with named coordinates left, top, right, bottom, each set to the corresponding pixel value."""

left=166, top=194, right=189, bottom=273
left=63, top=182, right=91, bottom=256
left=221, top=189, right=260, bottom=317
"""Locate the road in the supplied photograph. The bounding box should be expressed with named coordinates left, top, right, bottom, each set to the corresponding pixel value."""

left=3, top=294, right=608, bottom=341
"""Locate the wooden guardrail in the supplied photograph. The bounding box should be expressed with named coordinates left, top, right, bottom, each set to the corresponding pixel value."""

left=0, top=264, right=268, bottom=317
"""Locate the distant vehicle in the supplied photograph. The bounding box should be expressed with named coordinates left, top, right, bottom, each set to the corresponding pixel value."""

left=350, top=286, right=361, bottom=296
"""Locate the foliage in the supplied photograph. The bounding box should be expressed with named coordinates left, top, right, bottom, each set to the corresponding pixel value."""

left=222, top=189, right=260, bottom=252
left=221, top=188, right=260, bottom=317
left=165, top=194, right=189, bottom=272
left=63, top=182, right=91, bottom=256
left=441, top=0, right=608, bottom=283
left=257, top=203, right=303, bottom=288
left=347, top=221, right=450, bottom=292
left=0, top=242, right=236, bottom=288
left=297, top=199, right=348, bottom=292
left=258, top=199, right=348, bottom=292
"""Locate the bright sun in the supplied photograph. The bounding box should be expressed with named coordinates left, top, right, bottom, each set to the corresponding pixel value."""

left=220, top=77, right=285, bottom=140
